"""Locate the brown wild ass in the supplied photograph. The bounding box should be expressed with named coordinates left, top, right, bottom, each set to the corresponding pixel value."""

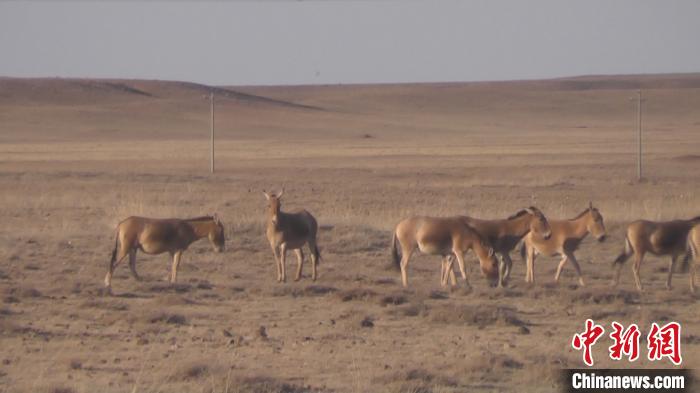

left=454, top=207, right=552, bottom=287
left=391, top=216, right=499, bottom=288
left=613, top=216, right=700, bottom=291
left=519, top=203, right=606, bottom=286
left=105, top=215, right=225, bottom=294
left=685, top=224, right=700, bottom=293
left=264, top=190, right=321, bottom=282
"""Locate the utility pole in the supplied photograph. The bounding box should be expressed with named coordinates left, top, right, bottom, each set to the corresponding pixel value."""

left=631, top=89, right=646, bottom=181
left=210, top=91, right=215, bottom=173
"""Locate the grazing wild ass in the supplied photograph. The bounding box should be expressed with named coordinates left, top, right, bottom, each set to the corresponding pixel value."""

left=391, top=216, right=499, bottom=288
left=519, top=203, right=606, bottom=286
left=457, top=207, right=552, bottom=287
left=613, top=216, right=700, bottom=291
left=105, top=215, right=225, bottom=294
left=685, top=224, right=700, bottom=293
left=264, top=190, right=321, bottom=282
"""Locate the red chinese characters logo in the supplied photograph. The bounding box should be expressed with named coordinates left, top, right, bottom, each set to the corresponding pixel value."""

left=572, top=320, right=682, bottom=367
left=647, top=322, right=682, bottom=365
left=609, top=322, right=640, bottom=362
left=572, top=319, right=606, bottom=367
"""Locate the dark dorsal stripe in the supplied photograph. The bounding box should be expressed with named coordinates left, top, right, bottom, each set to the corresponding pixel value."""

left=186, top=216, right=214, bottom=222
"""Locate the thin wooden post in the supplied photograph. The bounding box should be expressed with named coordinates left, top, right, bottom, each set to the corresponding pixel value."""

left=630, top=89, right=646, bottom=181
left=636, top=89, right=642, bottom=181
left=210, top=91, right=215, bottom=173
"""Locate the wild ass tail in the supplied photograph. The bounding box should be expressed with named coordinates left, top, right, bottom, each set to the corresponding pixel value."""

left=519, top=241, right=527, bottom=262
left=391, top=231, right=401, bottom=271
left=613, top=236, right=632, bottom=266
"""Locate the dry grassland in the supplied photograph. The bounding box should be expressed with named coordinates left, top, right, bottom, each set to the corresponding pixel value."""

left=0, top=75, right=699, bottom=392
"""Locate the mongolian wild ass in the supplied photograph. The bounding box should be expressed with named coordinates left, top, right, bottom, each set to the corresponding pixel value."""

left=685, top=224, right=700, bottom=293
left=456, top=207, right=552, bottom=287
left=264, top=190, right=321, bottom=282
left=391, top=216, right=499, bottom=288
left=104, top=215, right=225, bottom=294
left=613, top=216, right=700, bottom=291
left=519, top=203, right=606, bottom=286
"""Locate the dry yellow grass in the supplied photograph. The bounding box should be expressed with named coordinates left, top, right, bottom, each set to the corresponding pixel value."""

left=0, top=75, right=699, bottom=392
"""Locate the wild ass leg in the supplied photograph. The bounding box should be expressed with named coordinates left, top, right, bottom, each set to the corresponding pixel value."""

left=666, top=255, right=677, bottom=290
left=294, top=248, right=304, bottom=281
left=632, top=252, right=644, bottom=292
left=566, top=252, right=585, bottom=287
left=502, top=253, right=514, bottom=284
left=279, top=243, right=288, bottom=283
left=440, top=256, right=457, bottom=286
left=128, top=249, right=141, bottom=281
left=612, top=261, right=624, bottom=287
left=690, top=257, right=696, bottom=294
left=525, top=247, right=538, bottom=284
left=441, top=256, right=459, bottom=286
left=308, top=238, right=319, bottom=281
left=399, top=246, right=415, bottom=288
left=440, top=257, right=448, bottom=286
left=449, top=271, right=457, bottom=286
left=497, top=253, right=509, bottom=288
left=448, top=255, right=458, bottom=286
left=170, top=251, right=183, bottom=284
left=104, top=242, right=130, bottom=294
left=554, top=255, right=568, bottom=283
left=271, top=245, right=282, bottom=282
left=452, top=251, right=470, bottom=288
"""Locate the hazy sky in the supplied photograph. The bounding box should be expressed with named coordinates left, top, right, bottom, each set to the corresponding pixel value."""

left=1, top=1, right=699, bottom=86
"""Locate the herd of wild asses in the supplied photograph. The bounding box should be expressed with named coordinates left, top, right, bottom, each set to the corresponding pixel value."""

left=104, top=189, right=700, bottom=295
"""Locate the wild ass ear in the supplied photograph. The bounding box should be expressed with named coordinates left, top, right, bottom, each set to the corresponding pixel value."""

left=589, top=201, right=593, bottom=210
left=488, top=247, right=495, bottom=257
left=277, top=188, right=284, bottom=199
left=213, top=213, right=221, bottom=225
left=262, top=190, right=270, bottom=200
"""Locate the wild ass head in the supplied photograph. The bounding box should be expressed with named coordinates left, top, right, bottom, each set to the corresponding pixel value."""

left=263, top=189, right=284, bottom=225
left=586, top=202, right=607, bottom=242
left=209, top=213, right=225, bottom=252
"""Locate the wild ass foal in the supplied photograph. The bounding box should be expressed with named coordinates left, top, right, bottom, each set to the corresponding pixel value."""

left=520, top=203, right=606, bottom=286
left=613, top=216, right=700, bottom=292
left=391, top=216, right=499, bottom=288
left=104, top=215, right=225, bottom=294
left=454, top=207, right=552, bottom=287
left=264, top=190, right=321, bottom=282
